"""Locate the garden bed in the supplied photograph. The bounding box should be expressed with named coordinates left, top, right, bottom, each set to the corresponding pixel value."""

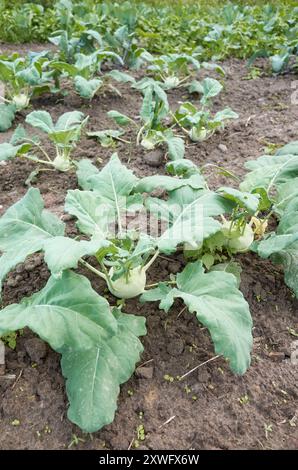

left=0, top=46, right=297, bottom=450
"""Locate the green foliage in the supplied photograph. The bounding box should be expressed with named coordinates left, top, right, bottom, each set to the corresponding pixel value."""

left=1, top=1, right=297, bottom=68
left=0, top=270, right=146, bottom=432
left=141, top=261, right=252, bottom=374
left=0, top=111, right=88, bottom=171
left=108, top=80, right=185, bottom=159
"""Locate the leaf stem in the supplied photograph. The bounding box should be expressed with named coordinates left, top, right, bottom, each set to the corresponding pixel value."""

left=144, top=249, right=159, bottom=272
left=20, top=154, right=54, bottom=166
left=79, top=258, right=107, bottom=281
left=145, top=280, right=176, bottom=289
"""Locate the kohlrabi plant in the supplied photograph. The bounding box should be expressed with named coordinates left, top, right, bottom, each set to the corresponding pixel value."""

left=0, top=110, right=88, bottom=172
left=173, top=78, right=238, bottom=142
left=0, top=152, right=258, bottom=433
left=50, top=51, right=132, bottom=99
left=240, top=140, right=298, bottom=296
left=142, top=52, right=225, bottom=90
left=107, top=81, right=185, bottom=160
left=104, top=25, right=146, bottom=69
left=0, top=51, right=54, bottom=130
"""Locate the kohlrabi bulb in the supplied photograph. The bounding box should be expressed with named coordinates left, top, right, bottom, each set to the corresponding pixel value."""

left=164, top=76, right=180, bottom=89
left=53, top=155, right=72, bottom=172
left=221, top=221, right=254, bottom=253
left=190, top=127, right=208, bottom=142
left=12, top=94, right=30, bottom=110
left=108, top=267, right=147, bottom=299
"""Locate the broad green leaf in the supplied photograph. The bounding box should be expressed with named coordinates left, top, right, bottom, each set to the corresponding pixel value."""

left=140, top=86, right=153, bottom=123
left=0, top=188, right=64, bottom=293
left=257, top=204, right=298, bottom=297
left=166, top=159, right=199, bottom=177
left=0, top=61, right=14, bottom=82
left=217, top=187, right=260, bottom=213
left=74, top=76, right=102, bottom=99
left=43, top=236, right=108, bottom=277
left=107, top=110, right=133, bottom=126
left=188, top=80, right=204, bottom=94
left=274, top=178, right=298, bottom=216
left=202, top=61, right=225, bottom=76
left=65, top=190, right=113, bottom=237
left=275, top=141, right=298, bottom=156
left=0, top=104, right=16, bottom=132
left=209, top=261, right=242, bottom=288
left=62, top=307, right=146, bottom=432
left=157, top=192, right=234, bottom=254
left=240, top=154, right=298, bottom=192
left=169, top=185, right=206, bottom=206
left=107, top=70, right=136, bottom=84
left=141, top=283, right=175, bottom=313
left=85, top=154, right=139, bottom=210
left=200, top=77, right=223, bottom=103
left=87, top=129, right=125, bottom=147
left=0, top=270, right=117, bottom=349
left=166, top=136, right=185, bottom=161
left=142, top=261, right=252, bottom=374
left=135, top=174, right=205, bottom=193
left=0, top=142, right=27, bottom=161
left=9, top=124, right=27, bottom=145
left=212, top=108, right=238, bottom=123
left=75, top=159, right=99, bottom=190
left=25, top=110, right=54, bottom=133
left=50, top=61, right=78, bottom=77
left=55, top=111, right=86, bottom=131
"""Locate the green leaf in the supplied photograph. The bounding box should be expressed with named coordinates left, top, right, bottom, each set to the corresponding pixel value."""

left=50, top=61, right=78, bottom=77
left=188, top=80, right=204, bottom=94
left=43, top=236, right=107, bottom=277
left=142, top=261, right=252, bottom=374
left=166, top=136, right=185, bottom=161
left=140, top=86, right=153, bottom=123
left=241, top=154, right=298, bottom=193
left=74, top=76, right=103, bottom=99
left=166, top=159, right=199, bottom=177
left=87, top=129, right=125, bottom=148
left=209, top=261, right=242, bottom=288
left=75, top=159, right=99, bottom=190
left=55, top=111, right=86, bottom=131
left=0, top=142, right=24, bottom=161
left=0, top=188, right=64, bottom=293
left=25, top=110, right=54, bottom=133
left=212, top=108, right=238, bottom=123
left=140, top=283, right=175, bottom=313
left=85, top=153, right=139, bottom=209
left=107, top=110, right=133, bottom=126
left=107, top=70, right=136, bottom=84
left=65, top=190, right=113, bottom=237
left=251, top=188, right=272, bottom=211
left=62, top=308, right=146, bottom=432
left=200, top=78, right=223, bottom=103
left=217, top=187, right=260, bottom=213
left=257, top=204, right=298, bottom=297
left=0, top=271, right=117, bottom=349
left=0, top=104, right=16, bottom=132
left=135, top=174, right=205, bottom=193
left=275, top=141, right=298, bottom=156
left=10, top=124, right=27, bottom=145
left=157, top=192, right=234, bottom=254
left=0, top=271, right=146, bottom=432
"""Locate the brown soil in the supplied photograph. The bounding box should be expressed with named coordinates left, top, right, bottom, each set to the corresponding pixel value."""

left=0, top=46, right=297, bottom=450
